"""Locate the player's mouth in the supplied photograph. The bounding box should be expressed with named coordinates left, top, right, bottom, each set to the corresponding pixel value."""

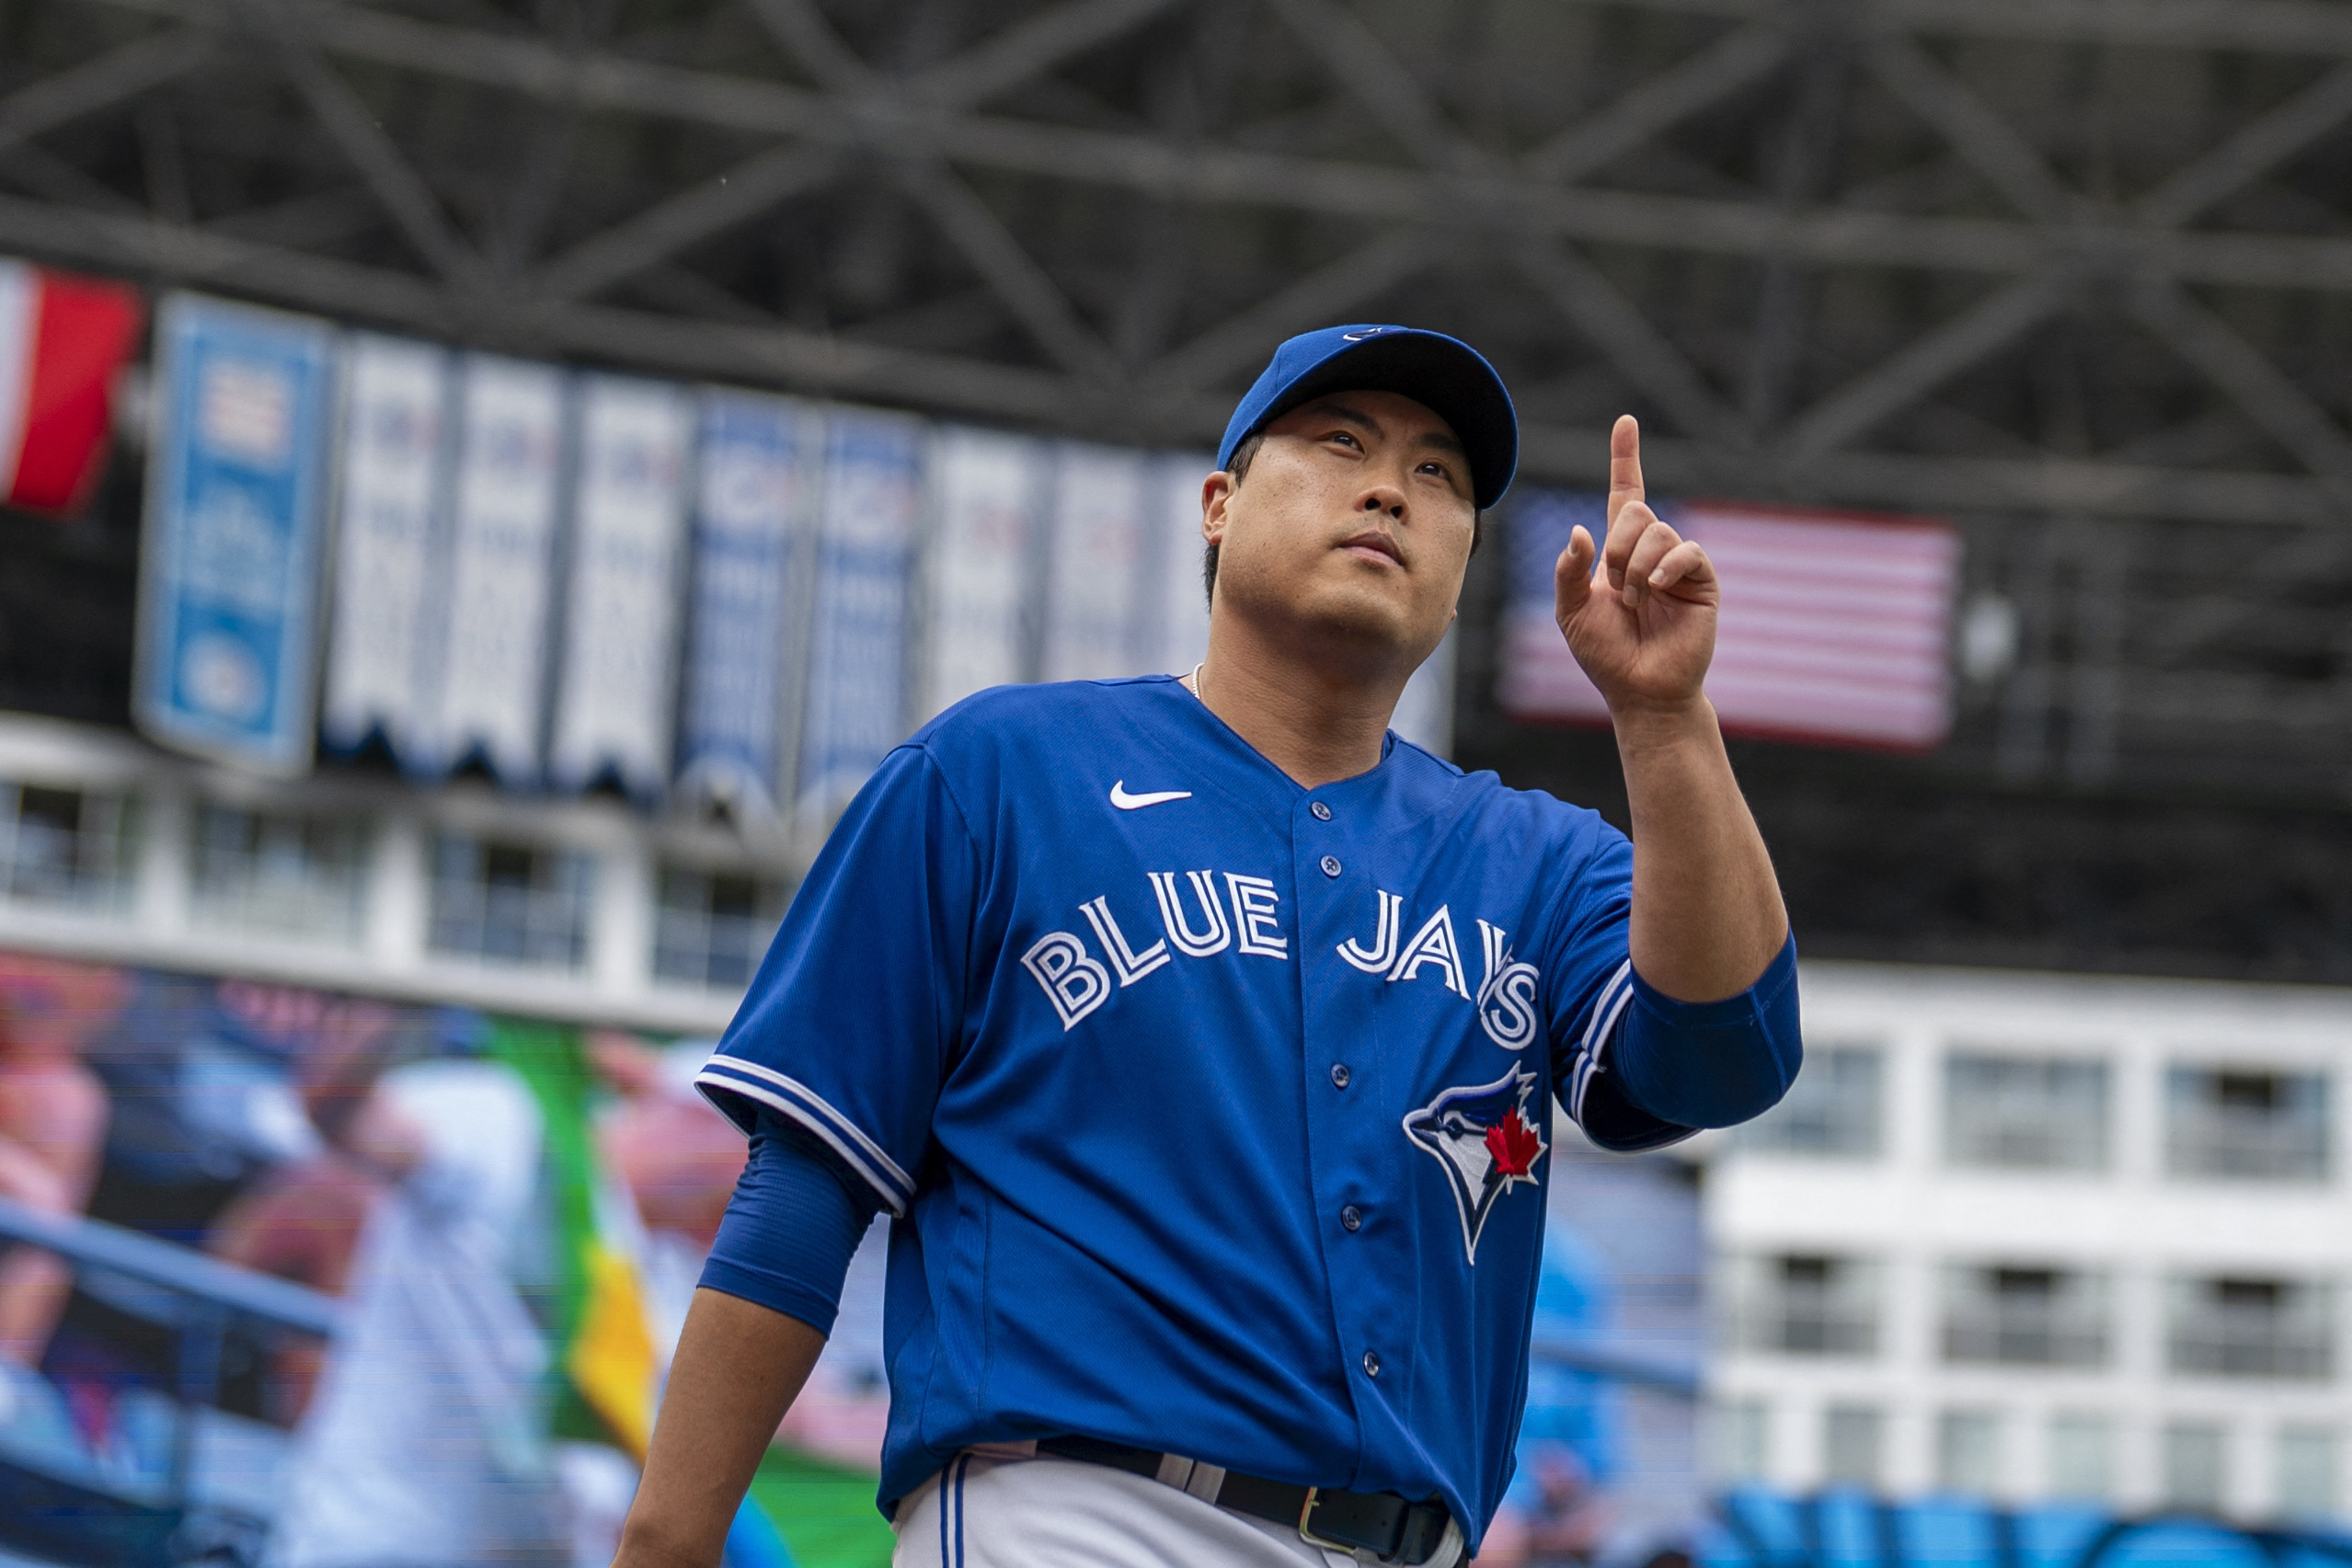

left=1337, top=529, right=1405, bottom=569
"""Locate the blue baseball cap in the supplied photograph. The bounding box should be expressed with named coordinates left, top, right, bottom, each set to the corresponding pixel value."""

left=1218, top=324, right=1518, bottom=510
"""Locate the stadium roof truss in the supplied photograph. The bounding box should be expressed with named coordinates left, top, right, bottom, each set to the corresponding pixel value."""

left=6, top=0, right=2352, bottom=798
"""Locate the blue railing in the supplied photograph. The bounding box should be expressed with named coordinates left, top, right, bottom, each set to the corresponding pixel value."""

left=1529, top=1337, right=1703, bottom=1398
left=0, top=1196, right=338, bottom=1568
left=1708, top=1487, right=2352, bottom=1568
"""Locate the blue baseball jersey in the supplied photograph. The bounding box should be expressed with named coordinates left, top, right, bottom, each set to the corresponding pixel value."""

left=697, top=674, right=1781, bottom=1546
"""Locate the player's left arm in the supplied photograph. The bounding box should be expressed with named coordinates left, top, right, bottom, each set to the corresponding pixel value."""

left=1553, top=415, right=1788, bottom=1003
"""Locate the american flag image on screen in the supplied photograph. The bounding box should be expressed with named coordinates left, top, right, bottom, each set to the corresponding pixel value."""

left=1499, top=490, right=1960, bottom=750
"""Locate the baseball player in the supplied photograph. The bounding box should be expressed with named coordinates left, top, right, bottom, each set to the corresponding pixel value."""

left=615, top=325, right=1800, bottom=1567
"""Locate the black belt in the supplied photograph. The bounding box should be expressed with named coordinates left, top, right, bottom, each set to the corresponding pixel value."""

left=1037, top=1435, right=1454, bottom=1564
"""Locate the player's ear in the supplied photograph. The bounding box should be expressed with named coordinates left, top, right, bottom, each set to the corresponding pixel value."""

left=1201, top=471, right=1235, bottom=545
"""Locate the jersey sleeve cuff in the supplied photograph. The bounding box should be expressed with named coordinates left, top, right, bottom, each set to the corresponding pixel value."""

left=696, top=1258, right=846, bottom=1337
left=1614, top=933, right=1802, bottom=1129
left=1625, top=932, right=1799, bottom=1030
left=696, top=1053, right=916, bottom=1218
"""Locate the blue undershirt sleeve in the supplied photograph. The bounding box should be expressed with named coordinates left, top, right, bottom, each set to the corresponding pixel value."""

left=1608, top=933, right=1803, bottom=1129
left=697, top=1111, right=883, bottom=1335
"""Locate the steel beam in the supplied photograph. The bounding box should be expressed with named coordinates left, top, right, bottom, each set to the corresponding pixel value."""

left=1511, top=240, right=1746, bottom=444
left=521, top=0, right=1157, bottom=314
left=274, top=46, right=490, bottom=292
left=1882, top=0, right=2352, bottom=56
left=524, top=143, right=843, bottom=307
left=1862, top=34, right=2075, bottom=222
left=0, top=30, right=214, bottom=155
left=1138, top=228, right=1440, bottom=395
left=895, top=154, right=1128, bottom=380
left=2128, top=280, right=2352, bottom=489
left=1543, top=0, right=2352, bottom=57
left=1260, top=0, right=1486, bottom=171
left=62, top=0, right=2352, bottom=295
left=1520, top=17, right=1793, bottom=182
left=744, top=0, right=874, bottom=86
left=904, top=0, right=1188, bottom=109
left=6, top=188, right=2344, bottom=532
left=2135, top=59, right=2352, bottom=228
left=745, top=0, right=1126, bottom=380
left=1784, top=269, right=2083, bottom=457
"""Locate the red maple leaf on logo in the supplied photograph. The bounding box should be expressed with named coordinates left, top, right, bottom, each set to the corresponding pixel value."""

left=1485, top=1108, right=1545, bottom=1179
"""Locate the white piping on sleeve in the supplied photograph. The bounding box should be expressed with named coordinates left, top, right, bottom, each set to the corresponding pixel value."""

left=1568, top=964, right=1639, bottom=1126
left=694, top=1061, right=912, bottom=1217
left=1578, top=960, right=1633, bottom=1055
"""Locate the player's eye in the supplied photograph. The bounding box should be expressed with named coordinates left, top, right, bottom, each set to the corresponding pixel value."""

left=1324, top=429, right=1362, bottom=451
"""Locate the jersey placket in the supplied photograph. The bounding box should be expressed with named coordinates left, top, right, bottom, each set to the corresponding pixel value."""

left=1290, top=783, right=1416, bottom=1490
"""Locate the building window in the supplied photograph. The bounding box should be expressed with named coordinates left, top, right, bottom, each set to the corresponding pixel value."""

left=189, top=806, right=369, bottom=944
left=0, top=782, right=136, bottom=910
left=2168, top=1276, right=2333, bottom=1380
left=1823, top=1404, right=1883, bottom=1489
left=1944, top=1053, right=2110, bottom=1172
left=2162, top=1421, right=2228, bottom=1513
left=1739, top=1044, right=1882, bottom=1158
left=2276, top=1425, right=2338, bottom=1519
left=427, top=834, right=593, bottom=969
left=1936, top=1408, right=2001, bottom=1495
left=653, top=864, right=789, bottom=990
left=2166, top=1067, right=2328, bottom=1182
left=1713, top=1399, right=1771, bottom=1482
left=1727, top=1253, right=1877, bottom=1357
left=2047, top=1413, right=2113, bottom=1501
left=1942, top=1265, right=2108, bottom=1368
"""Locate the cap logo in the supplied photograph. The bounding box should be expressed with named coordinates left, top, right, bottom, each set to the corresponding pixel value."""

left=1342, top=327, right=1391, bottom=340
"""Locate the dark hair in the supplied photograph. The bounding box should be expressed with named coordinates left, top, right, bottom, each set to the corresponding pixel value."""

left=1203, top=430, right=1484, bottom=608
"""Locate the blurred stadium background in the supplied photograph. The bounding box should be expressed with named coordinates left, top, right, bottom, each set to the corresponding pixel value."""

left=2, top=0, right=2352, bottom=1563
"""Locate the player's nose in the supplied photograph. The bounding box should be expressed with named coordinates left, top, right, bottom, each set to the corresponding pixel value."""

left=1358, top=485, right=1406, bottom=521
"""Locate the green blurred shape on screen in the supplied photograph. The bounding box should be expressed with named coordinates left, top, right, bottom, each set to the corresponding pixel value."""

left=748, top=1445, right=896, bottom=1568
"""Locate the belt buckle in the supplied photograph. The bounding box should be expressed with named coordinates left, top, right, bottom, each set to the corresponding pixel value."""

left=1298, top=1487, right=1361, bottom=1555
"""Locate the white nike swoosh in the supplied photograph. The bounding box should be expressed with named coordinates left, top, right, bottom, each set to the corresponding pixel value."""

left=1109, top=781, right=1192, bottom=810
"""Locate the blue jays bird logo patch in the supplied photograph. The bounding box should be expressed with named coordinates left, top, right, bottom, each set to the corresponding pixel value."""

left=1404, top=1066, right=1549, bottom=1264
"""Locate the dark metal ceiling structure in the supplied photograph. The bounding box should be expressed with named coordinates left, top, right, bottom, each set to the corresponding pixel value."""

left=6, top=0, right=2352, bottom=978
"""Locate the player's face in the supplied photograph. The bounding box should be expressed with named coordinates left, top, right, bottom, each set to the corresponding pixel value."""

left=1203, top=390, right=1475, bottom=670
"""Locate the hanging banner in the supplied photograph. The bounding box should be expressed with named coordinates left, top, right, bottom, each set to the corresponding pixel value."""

left=1500, top=490, right=1959, bottom=750
left=549, top=376, right=693, bottom=798
left=321, top=335, right=448, bottom=759
left=796, top=408, right=922, bottom=833
left=676, top=391, right=815, bottom=818
left=1040, top=442, right=1151, bottom=683
left=0, top=258, right=145, bottom=516
left=421, top=355, right=567, bottom=783
left=918, top=425, right=1045, bottom=722
left=1141, top=452, right=1213, bottom=680
left=135, top=294, right=338, bottom=775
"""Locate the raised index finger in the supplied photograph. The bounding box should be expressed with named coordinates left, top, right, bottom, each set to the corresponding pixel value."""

left=1605, top=414, right=1645, bottom=530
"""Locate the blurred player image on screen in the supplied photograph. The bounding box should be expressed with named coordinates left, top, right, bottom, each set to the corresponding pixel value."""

left=614, top=324, right=1804, bottom=1567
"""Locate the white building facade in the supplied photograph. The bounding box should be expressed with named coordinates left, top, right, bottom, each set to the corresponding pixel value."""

left=1706, top=961, right=2352, bottom=1524
left=0, top=709, right=797, bottom=1036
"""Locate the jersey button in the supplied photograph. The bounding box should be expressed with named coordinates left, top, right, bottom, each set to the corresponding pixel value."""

left=1362, top=1350, right=1381, bottom=1378
left=1341, top=1205, right=1362, bottom=1231
left=1319, top=854, right=1342, bottom=877
left=1329, top=1062, right=1350, bottom=1089
left=1311, top=801, right=1333, bottom=821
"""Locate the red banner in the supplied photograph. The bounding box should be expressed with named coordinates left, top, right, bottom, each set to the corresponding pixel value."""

left=0, top=260, right=146, bottom=516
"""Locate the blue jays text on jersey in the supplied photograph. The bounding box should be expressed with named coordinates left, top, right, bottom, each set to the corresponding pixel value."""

left=694, top=675, right=1800, bottom=1551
